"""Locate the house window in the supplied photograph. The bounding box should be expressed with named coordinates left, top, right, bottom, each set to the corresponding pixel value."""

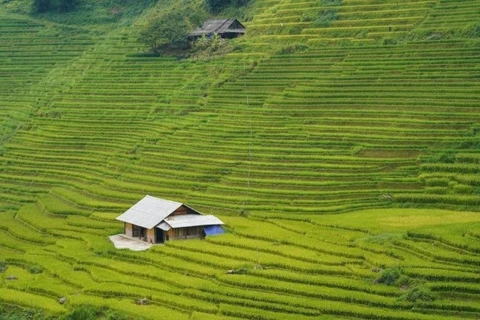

left=132, top=225, right=140, bottom=237
left=186, top=227, right=197, bottom=236
left=173, top=228, right=185, bottom=238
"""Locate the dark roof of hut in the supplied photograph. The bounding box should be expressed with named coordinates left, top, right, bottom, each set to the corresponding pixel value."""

left=188, top=19, right=246, bottom=37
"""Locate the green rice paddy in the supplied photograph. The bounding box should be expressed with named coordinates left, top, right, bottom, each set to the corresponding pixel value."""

left=0, top=0, right=479, bottom=318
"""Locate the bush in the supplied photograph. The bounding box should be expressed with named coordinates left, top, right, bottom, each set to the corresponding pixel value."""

left=439, top=152, right=456, bottom=163
left=287, top=26, right=302, bottom=35
left=138, top=13, right=189, bottom=53
left=395, top=275, right=412, bottom=287
left=192, top=33, right=232, bottom=59
left=28, top=264, right=44, bottom=274
left=61, top=305, right=129, bottom=320
left=206, top=0, right=249, bottom=13
left=464, top=23, right=480, bottom=38
left=59, top=0, right=78, bottom=13
left=400, top=285, right=436, bottom=302
left=0, top=261, right=7, bottom=273
left=301, top=11, right=316, bottom=22
left=63, top=305, right=97, bottom=320
left=0, top=304, right=47, bottom=320
left=376, top=267, right=401, bottom=285
left=33, top=0, right=50, bottom=13
left=32, top=0, right=78, bottom=13
left=312, top=10, right=338, bottom=27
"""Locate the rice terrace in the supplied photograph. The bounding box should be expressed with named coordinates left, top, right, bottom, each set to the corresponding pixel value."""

left=0, top=0, right=479, bottom=318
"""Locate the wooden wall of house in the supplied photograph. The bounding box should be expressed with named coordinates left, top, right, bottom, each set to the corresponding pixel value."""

left=172, top=206, right=188, bottom=216
left=172, top=205, right=202, bottom=216
left=125, top=223, right=133, bottom=237
left=231, top=20, right=244, bottom=30
left=168, top=227, right=204, bottom=240
left=172, top=205, right=196, bottom=216
left=147, top=228, right=155, bottom=244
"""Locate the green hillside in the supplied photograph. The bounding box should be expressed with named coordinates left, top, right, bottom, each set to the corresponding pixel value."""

left=0, top=0, right=479, bottom=318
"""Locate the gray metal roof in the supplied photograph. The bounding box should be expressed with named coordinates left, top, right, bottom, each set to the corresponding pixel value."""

left=161, top=214, right=224, bottom=229
left=116, top=195, right=183, bottom=229
left=188, top=19, right=245, bottom=37
left=157, top=222, right=171, bottom=231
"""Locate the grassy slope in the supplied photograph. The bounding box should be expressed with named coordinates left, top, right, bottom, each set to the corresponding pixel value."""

left=0, top=0, right=479, bottom=318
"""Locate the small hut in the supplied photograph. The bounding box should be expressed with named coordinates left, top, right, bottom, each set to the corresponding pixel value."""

left=116, top=195, right=224, bottom=244
left=188, top=19, right=246, bottom=40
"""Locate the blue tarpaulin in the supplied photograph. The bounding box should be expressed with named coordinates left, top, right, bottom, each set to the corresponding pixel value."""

left=204, top=225, right=224, bottom=236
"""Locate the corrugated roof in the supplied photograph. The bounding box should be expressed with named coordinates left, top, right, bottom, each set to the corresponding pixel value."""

left=116, top=195, right=183, bottom=229
left=216, top=19, right=236, bottom=34
left=162, top=214, right=224, bottom=229
left=188, top=19, right=245, bottom=37
left=157, top=222, right=171, bottom=231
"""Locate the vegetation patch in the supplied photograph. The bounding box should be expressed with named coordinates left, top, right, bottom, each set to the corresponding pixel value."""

left=138, top=12, right=191, bottom=53
left=313, top=9, right=339, bottom=27
left=0, top=304, right=50, bottom=320
left=275, top=43, right=309, bottom=55
left=28, top=264, right=45, bottom=274
left=206, top=0, right=250, bottom=13
left=399, top=285, right=437, bottom=303
left=376, top=267, right=402, bottom=286
left=191, top=34, right=233, bottom=59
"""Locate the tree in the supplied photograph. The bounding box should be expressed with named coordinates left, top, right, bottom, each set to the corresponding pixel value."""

left=205, top=0, right=249, bottom=13
left=138, top=13, right=189, bottom=53
left=59, top=0, right=78, bottom=12
left=206, top=0, right=228, bottom=12
left=33, top=0, right=50, bottom=13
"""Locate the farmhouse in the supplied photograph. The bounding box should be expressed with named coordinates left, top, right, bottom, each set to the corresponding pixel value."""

left=116, top=195, right=224, bottom=244
left=188, top=19, right=246, bottom=40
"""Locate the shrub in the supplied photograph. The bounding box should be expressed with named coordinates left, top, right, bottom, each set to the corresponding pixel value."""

left=464, top=23, right=480, bottom=38
left=32, top=0, right=77, bottom=13
left=138, top=13, right=189, bottom=53
left=376, top=267, right=401, bottom=286
left=59, top=0, right=78, bottom=12
left=33, top=0, right=50, bottom=13
left=395, top=275, right=412, bottom=288
left=301, top=11, right=316, bottom=22
left=0, top=304, right=47, bottom=320
left=400, top=285, right=436, bottom=302
left=63, top=305, right=98, bottom=320
left=312, top=10, right=338, bottom=27
left=287, top=26, right=302, bottom=35
left=206, top=0, right=249, bottom=13
left=192, top=33, right=232, bottom=59
left=28, top=264, right=44, bottom=274
left=438, top=152, right=456, bottom=163
left=0, top=262, right=7, bottom=273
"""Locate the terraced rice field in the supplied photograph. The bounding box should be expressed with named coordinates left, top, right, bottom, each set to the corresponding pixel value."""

left=0, top=0, right=479, bottom=318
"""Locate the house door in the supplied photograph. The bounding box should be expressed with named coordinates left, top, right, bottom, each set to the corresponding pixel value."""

left=155, top=229, right=164, bottom=244
left=140, top=227, right=146, bottom=240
